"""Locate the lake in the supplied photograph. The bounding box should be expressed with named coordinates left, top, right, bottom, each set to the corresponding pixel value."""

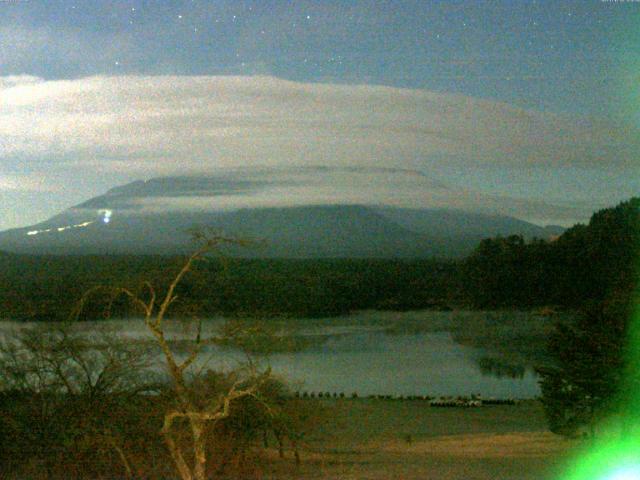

left=265, top=330, right=540, bottom=398
left=0, top=310, right=547, bottom=398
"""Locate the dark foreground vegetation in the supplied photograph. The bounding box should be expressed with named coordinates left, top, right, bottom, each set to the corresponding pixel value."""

left=0, top=272, right=326, bottom=480
left=0, top=386, right=570, bottom=480
left=0, top=328, right=321, bottom=479
left=530, top=199, right=639, bottom=439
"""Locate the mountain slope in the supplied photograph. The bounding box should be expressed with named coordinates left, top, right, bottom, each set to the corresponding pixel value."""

left=0, top=177, right=563, bottom=257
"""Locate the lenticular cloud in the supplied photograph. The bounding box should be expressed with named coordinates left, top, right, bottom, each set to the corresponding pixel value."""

left=1, top=74, right=636, bottom=172
left=0, top=74, right=636, bottom=227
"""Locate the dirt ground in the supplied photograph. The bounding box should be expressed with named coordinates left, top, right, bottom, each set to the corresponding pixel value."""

left=253, top=399, right=578, bottom=480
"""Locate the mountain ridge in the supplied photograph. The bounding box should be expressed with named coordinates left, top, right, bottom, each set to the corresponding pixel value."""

left=0, top=176, right=565, bottom=258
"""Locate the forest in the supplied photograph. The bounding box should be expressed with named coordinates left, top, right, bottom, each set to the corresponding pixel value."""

left=463, top=197, right=639, bottom=309
left=0, top=198, right=637, bottom=323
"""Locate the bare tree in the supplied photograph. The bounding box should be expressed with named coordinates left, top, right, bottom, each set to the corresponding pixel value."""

left=0, top=323, right=157, bottom=479
left=73, top=233, right=271, bottom=480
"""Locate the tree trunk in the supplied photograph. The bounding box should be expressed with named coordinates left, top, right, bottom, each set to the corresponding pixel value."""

left=110, top=440, right=133, bottom=480
left=163, top=429, right=193, bottom=480
left=292, top=438, right=300, bottom=466
left=275, top=430, right=284, bottom=458
left=191, top=419, right=208, bottom=480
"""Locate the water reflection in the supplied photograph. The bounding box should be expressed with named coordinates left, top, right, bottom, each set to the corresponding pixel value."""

left=0, top=314, right=542, bottom=398
left=262, top=331, right=539, bottom=398
left=476, top=357, right=527, bottom=379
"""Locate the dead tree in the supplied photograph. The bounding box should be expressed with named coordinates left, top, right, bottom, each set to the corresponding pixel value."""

left=73, top=234, right=270, bottom=480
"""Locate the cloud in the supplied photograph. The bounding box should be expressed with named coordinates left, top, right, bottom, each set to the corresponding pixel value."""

left=105, top=167, right=453, bottom=212
left=62, top=166, right=593, bottom=226
left=0, top=173, right=61, bottom=192
left=125, top=184, right=591, bottom=225
left=0, top=75, right=43, bottom=89
left=1, top=74, right=637, bottom=172
left=0, top=74, right=637, bottom=227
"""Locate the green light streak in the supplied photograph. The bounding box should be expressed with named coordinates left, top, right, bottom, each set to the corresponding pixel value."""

left=561, top=437, right=639, bottom=479
left=557, top=293, right=640, bottom=479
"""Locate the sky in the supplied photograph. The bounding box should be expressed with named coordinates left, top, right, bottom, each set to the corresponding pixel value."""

left=0, top=0, right=639, bottom=230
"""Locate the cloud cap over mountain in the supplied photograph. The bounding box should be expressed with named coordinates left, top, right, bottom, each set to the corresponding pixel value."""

left=1, top=75, right=638, bottom=229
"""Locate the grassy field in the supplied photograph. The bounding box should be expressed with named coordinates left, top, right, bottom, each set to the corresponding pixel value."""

left=247, top=398, right=577, bottom=480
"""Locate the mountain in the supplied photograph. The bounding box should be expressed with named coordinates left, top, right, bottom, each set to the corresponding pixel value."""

left=0, top=176, right=564, bottom=258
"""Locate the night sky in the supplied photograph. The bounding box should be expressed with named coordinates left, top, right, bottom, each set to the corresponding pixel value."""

left=1, top=0, right=638, bottom=230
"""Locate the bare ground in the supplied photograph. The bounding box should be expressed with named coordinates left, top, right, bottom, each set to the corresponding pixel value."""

left=246, top=399, right=578, bottom=480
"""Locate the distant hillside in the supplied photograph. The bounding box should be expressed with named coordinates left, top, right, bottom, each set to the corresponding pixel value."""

left=375, top=207, right=565, bottom=255
left=462, top=197, right=639, bottom=308
left=0, top=177, right=563, bottom=258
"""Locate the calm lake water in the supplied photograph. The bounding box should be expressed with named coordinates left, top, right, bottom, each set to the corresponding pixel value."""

left=0, top=311, right=542, bottom=398
left=265, top=331, right=539, bottom=398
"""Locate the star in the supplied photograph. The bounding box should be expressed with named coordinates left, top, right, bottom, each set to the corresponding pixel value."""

left=178, top=14, right=183, bottom=19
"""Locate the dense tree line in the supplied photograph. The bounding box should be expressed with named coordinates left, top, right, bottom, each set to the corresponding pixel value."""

left=1, top=198, right=637, bottom=356
left=536, top=299, right=632, bottom=437
left=0, top=198, right=636, bottom=323
left=462, top=198, right=639, bottom=310
left=0, top=255, right=459, bottom=322
left=516, top=198, right=638, bottom=438
left=459, top=198, right=639, bottom=437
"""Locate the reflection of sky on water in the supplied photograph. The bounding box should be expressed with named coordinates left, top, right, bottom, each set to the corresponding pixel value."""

left=264, top=332, right=539, bottom=398
left=0, top=319, right=540, bottom=398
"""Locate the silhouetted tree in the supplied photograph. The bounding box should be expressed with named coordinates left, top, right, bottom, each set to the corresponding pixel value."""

left=0, top=324, right=158, bottom=478
left=72, top=233, right=275, bottom=480
left=536, top=300, right=632, bottom=437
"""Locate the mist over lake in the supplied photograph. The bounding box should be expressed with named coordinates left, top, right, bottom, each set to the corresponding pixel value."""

left=0, top=310, right=544, bottom=398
